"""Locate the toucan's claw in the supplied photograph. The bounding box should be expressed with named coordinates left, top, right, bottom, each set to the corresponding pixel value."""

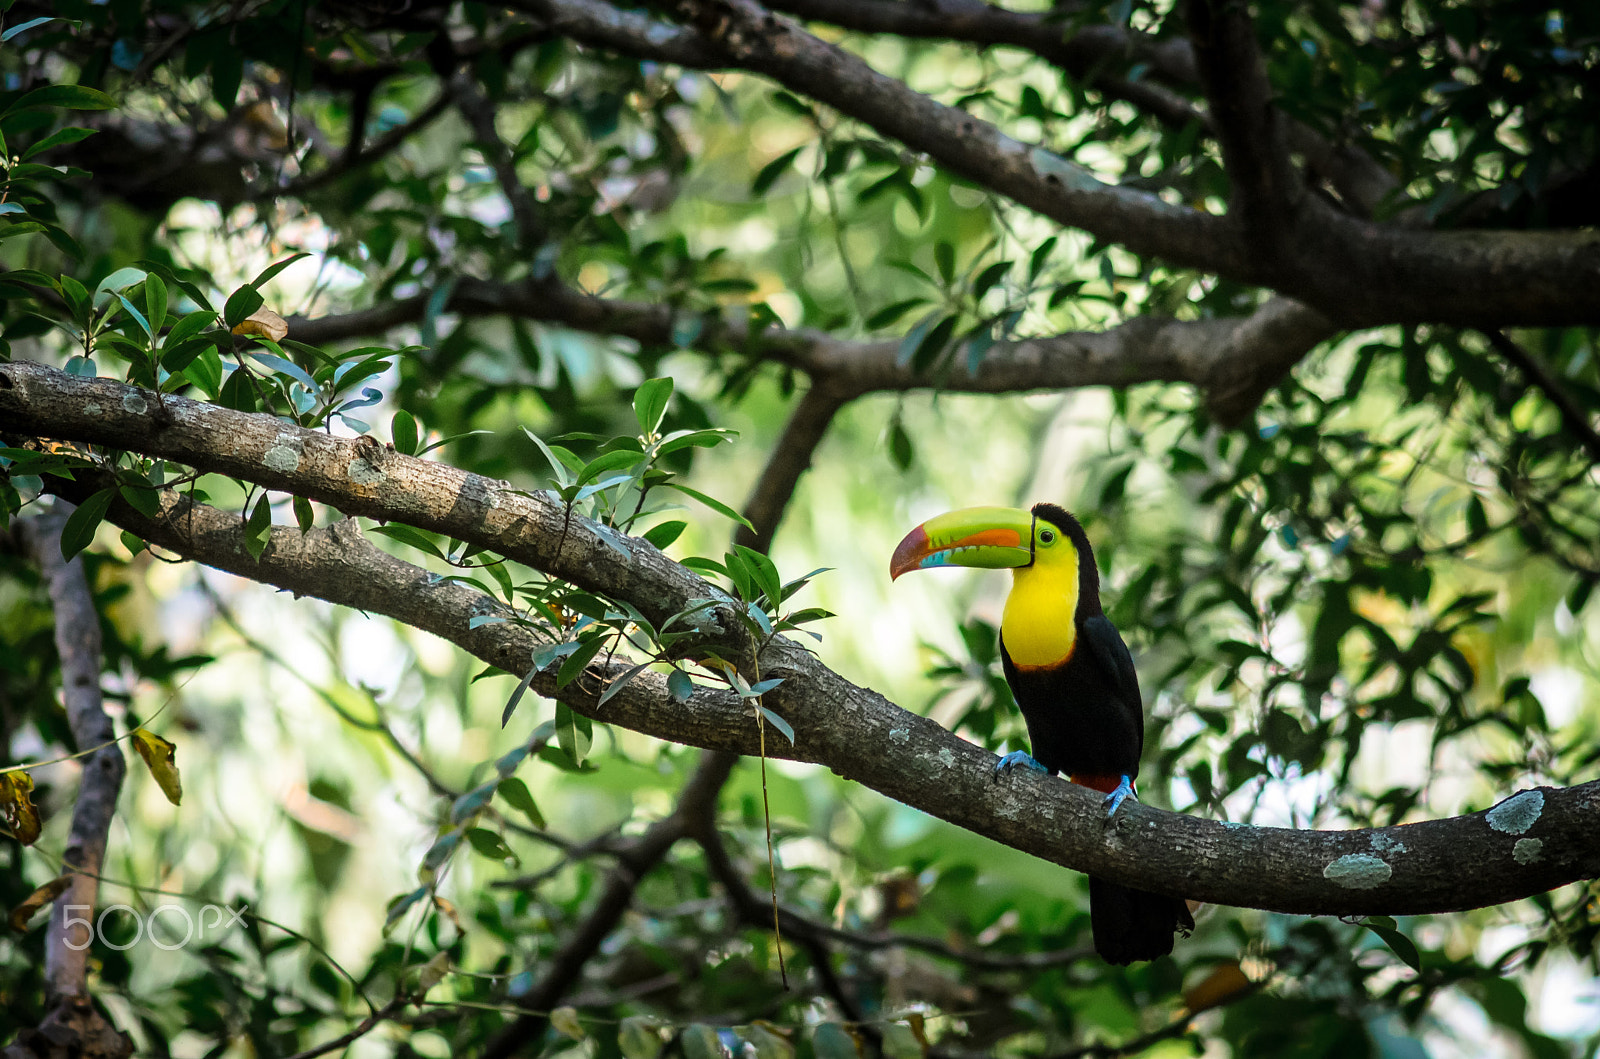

left=1102, top=775, right=1136, bottom=823
left=994, top=751, right=1049, bottom=781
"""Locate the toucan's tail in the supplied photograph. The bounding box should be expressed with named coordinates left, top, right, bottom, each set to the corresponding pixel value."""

left=1088, top=875, right=1194, bottom=965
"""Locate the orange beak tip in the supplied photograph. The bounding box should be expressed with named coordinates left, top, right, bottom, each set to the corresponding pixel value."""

left=889, top=524, right=929, bottom=581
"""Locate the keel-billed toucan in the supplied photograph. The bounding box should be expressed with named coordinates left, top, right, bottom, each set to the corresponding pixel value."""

left=890, top=503, right=1192, bottom=964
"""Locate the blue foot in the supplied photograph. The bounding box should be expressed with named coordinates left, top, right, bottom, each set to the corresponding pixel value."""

left=994, top=751, right=1049, bottom=781
left=1102, top=775, right=1136, bottom=821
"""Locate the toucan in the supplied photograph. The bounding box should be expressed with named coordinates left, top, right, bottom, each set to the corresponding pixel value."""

left=890, top=502, right=1192, bottom=964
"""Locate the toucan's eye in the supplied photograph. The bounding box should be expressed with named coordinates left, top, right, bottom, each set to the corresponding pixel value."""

left=1039, top=528, right=1056, bottom=544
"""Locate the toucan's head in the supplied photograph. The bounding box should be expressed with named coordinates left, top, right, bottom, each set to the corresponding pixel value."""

left=889, top=502, right=1091, bottom=581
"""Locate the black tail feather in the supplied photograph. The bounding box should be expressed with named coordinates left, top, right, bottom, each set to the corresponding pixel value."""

left=1088, top=875, right=1194, bottom=965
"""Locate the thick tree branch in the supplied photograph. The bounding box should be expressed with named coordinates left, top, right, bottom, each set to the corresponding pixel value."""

left=6, top=360, right=1600, bottom=919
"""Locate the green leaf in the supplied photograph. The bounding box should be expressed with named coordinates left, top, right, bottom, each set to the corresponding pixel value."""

left=451, top=780, right=498, bottom=823
left=249, top=252, right=312, bottom=290
left=889, top=418, right=913, bottom=470
left=934, top=241, right=955, bottom=285
left=2, top=17, right=58, bottom=43
left=752, top=146, right=803, bottom=196
left=162, top=308, right=214, bottom=350
left=223, top=286, right=265, bottom=329
left=118, top=484, right=160, bottom=519
left=465, top=826, right=517, bottom=863
left=598, top=661, right=653, bottom=706
left=496, top=777, right=545, bottom=829
left=733, top=544, right=783, bottom=606
left=1, top=85, right=117, bottom=117
left=554, top=700, right=594, bottom=766
left=369, top=523, right=446, bottom=560
left=392, top=410, right=419, bottom=456
left=576, top=448, right=643, bottom=486
left=142, top=274, right=168, bottom=332
left=757, top=704, right=794, bottom=744
left=501, top=662, right=542, bottom=728
left=293, top=495, right=314, bottom=533
left=243, top=493, right=272, bottom=561
left=385, top=886, right=430, bottom=927
left=1364, top=917, right=1422, bottom=973
left=420, top=829, right=463, bottom=873
left=654, top=428, right=736, bottom=458
left=643, top=520, right=687, bottom=549
left=59, top=488, right=115, bottom=560
left=865, top=298, right=927, bottom=330
left=971, top=260, right=1010, bottom=300
left=633, top=377, right=674, bottom=437
left=522, top=428, right=576, bottom=488
left=556, top=634, right=609, bottom=688
left=248, top=352, right=318, bottom=392
left=661, top=482, right=754, bottom=530
left=20, top=126, right=96, bottom=160
left=114, top=293, right=153, bottom=339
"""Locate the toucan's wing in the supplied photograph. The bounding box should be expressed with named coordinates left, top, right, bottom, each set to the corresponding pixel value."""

left=1080, top=614, right=1142, bottom=714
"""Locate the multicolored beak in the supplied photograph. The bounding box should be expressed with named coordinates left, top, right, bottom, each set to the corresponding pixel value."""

left=889, top=506, right=1035, bottom=581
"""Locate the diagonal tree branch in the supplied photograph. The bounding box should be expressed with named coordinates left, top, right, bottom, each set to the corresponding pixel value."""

left=516, top=0, right=1244, bottom=275
left=735, top=381, right=853, bottom=553
left=7, top=359, right=1600, bottom=919
left=1480, top=329, right=1600, bottom=466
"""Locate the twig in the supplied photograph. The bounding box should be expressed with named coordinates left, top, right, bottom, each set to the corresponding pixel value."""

left=282, top=997, right=409, bottom=1059
left=1481, top=329, right=1600, bottom=466
left=480, top=750, right=738, bottom=1059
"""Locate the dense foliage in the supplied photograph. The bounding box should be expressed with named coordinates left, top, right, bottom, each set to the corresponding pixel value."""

left=1, top=0, right=1597, bottom=1056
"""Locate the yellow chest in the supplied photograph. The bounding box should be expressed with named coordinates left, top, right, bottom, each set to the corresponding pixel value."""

left=1000, top=553, right=1080, bottom=669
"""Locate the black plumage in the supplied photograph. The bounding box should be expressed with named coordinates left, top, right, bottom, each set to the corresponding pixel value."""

left=999, top=504, right=1193, bottom=965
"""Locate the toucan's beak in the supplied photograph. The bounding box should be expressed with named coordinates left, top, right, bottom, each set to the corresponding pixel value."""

left=889, top=506, right=1034, bottom=580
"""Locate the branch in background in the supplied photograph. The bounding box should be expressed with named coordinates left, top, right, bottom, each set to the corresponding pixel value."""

left=452, top=73, right=548, bottom=251
left=513, top=0, right=1244, bottom=275
left=1481, top=329, right=1600, bottom=466
left=735, top=382, right=852, bottom=552
left=482, top=750, right=737, bottom=1059
left=1184, top=0, right=1299, bottom=249
left=287, top=277, right=1333, bottom=426
left=9, top=362, right=1600, bottom=917
left=14, top=508, right=133, bottom=1057
left=695, top=819, right=873, bottom=1031
left=758, top=0, right=1397, bottom=217
left=761, top=0, right=1204, bottom=130
left=514, top=0, right=1599, bottom=325
left=284, top=87, right=458, bottom=197
left=281, top=997, right=409, bottom=1059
